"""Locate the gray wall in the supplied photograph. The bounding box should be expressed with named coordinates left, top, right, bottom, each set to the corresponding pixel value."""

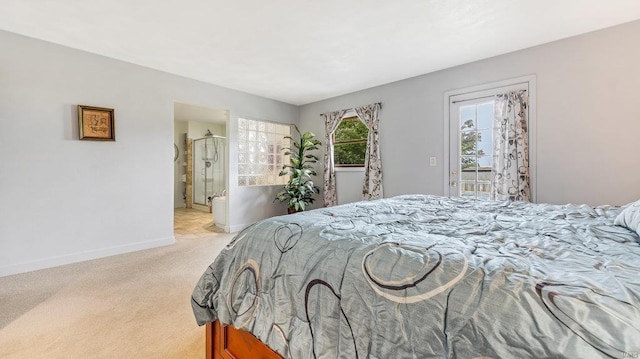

left=3, top=20, right=639, bottom=276
left=299, top=20, right=640, bottom=208
left=0, top=30, right=297, bottom=276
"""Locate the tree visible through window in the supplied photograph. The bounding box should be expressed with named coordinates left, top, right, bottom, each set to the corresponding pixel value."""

left=448, top=79, right=532, bottom=201
left=460, top=118, right=486, bottom=169
left=333, top=116, right=369, bottom=167
left=459, top=102, right=493, bottom=199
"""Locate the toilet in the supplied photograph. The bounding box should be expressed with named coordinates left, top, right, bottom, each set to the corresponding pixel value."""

left=212, top=196, right=226, bottom=228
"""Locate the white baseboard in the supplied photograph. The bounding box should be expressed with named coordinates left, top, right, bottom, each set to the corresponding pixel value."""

left=228, top=222, right=254, bottom=233
left=0, top=236, right=175, bottom=277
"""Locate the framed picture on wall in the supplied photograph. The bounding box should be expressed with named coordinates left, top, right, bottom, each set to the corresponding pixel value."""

left=78, top=105, right=115, bottom=141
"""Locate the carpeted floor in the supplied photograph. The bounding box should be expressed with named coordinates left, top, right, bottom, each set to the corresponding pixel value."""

left=0, top=214, right=233, bottom=358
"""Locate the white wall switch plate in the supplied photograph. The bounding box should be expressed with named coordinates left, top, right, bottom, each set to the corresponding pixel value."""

left=429, top=157, right=437, bottom=166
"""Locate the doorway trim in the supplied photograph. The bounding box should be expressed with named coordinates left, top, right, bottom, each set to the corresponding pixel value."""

left=442, top=75, right=537, bottom=202
left=173, top=101, right=231, bottom=233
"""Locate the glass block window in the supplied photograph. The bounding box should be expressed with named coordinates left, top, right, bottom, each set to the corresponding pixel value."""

left=238, top=118, right=291, bottom=186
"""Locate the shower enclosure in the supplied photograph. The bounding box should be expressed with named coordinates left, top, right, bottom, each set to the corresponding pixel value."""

left=193, top=135, right=226, bottom=206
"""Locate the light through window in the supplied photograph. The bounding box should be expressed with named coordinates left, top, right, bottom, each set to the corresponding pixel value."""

left=333, top=116, right=369, bottom=167
left=238, top=118, right=291, bottom=186
left=459, top=102, right=494, bottom=199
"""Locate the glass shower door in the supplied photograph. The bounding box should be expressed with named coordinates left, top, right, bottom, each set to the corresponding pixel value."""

left=193, top=137, right=226, bottom=206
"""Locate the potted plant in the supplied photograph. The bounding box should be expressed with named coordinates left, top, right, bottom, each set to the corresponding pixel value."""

left=275, top=126, right=322, bottom=213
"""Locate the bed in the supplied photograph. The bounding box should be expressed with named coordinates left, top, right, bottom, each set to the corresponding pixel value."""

left=191, top=194, right=640, bottom=358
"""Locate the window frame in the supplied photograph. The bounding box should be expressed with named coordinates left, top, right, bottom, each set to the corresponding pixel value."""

left=455, top=99, right=496, bottom=200
left=332, top=114, right=369, bottom=168
left=443, top=75, right=537, bottom=202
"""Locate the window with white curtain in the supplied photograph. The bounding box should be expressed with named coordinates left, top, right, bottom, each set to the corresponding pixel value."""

left=238, top=118, right=291, bottom=186
left=454, top=99, right=496, bottom=199
left=445, top=76, right=535, bottom=201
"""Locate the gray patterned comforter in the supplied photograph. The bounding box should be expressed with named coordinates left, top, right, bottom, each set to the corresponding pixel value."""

left=191, top=195, right=640, bottom=358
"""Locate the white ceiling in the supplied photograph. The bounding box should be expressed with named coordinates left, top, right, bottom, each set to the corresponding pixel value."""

left=174, top=102, right=228, bottom=124
left=2, top=1, right=640, bottom=105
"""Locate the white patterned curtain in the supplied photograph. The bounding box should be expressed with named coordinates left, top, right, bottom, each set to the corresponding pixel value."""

left=491, top=90, right=530, bottom=202
left=322, top=110, right=347, bottom=207
left=354, top=103, right=383, bottom=201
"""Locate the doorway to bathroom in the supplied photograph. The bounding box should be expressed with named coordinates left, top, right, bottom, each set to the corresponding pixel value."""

left=173, top=102, right=229, bottom=237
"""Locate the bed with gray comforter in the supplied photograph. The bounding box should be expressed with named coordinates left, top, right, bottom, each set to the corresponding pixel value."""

left=191, top=195, right=640, bottom=358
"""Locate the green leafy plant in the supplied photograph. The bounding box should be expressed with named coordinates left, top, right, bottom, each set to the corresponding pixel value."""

left=275, top=126, right=322, bottom=213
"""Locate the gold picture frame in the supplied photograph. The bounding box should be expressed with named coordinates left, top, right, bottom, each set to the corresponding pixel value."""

left=78, top=105, right=115, bottom=141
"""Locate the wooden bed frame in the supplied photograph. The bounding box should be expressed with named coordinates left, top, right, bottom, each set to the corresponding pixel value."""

left=205, top=320, right=283, bottom=359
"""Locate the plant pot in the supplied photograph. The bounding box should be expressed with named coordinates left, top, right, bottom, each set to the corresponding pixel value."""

left=287, top=207, right=298, bottom=214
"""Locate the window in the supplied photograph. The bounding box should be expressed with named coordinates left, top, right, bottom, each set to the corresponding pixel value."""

left=333, top=116, right=369, bottom=167
left=446, top=76, right=534, bottom=201
left=458, top=101, right=494, bottom=199
left=238, top=118, right=291, bottom=186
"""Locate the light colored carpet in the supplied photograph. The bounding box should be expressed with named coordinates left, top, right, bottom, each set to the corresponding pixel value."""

left=0, top=233, right=233, bottom=359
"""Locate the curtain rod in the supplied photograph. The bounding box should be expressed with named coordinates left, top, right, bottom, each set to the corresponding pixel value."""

left=451, top=89, right=528, bottom=104
left=451, top=95, right=496, bottom=104
left=319, top=102, right=382, bottom=117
